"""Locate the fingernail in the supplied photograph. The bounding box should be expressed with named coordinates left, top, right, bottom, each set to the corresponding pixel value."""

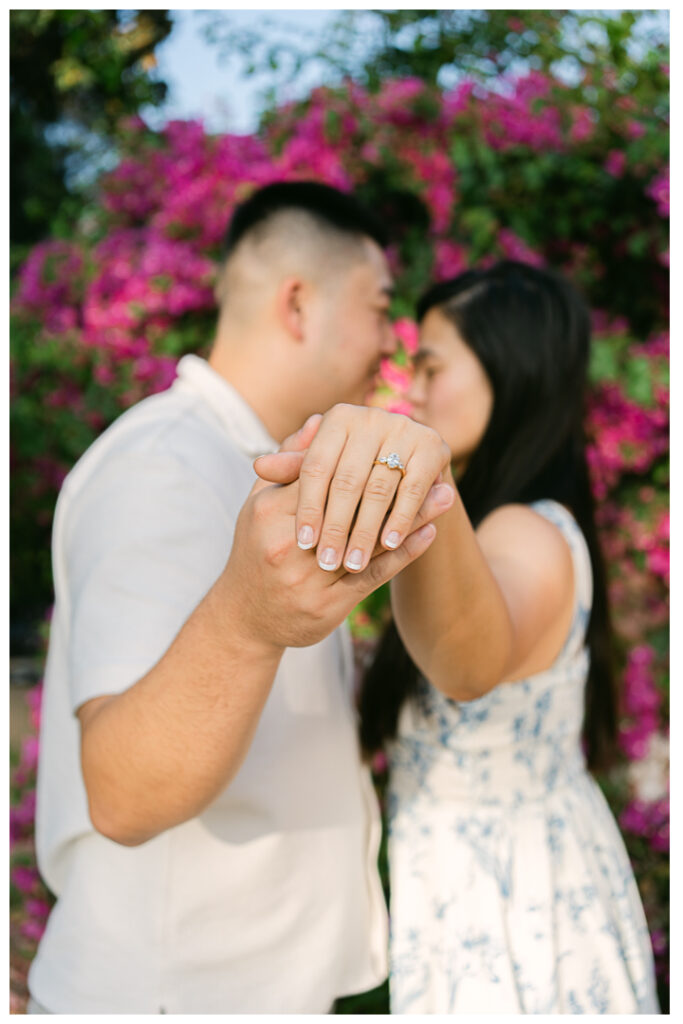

left=298, top=525, right=314, bottom=550
left=417, top=523, right=436, bottom=541
left=319, top=548, right=338, bottom=571
left=344, top=549, right=364, bottom=571
left=299, top=412, right=321, bottom=434
left=432, top=483, right=455, bottom=507
left=384, top=531, right=401, bottom=549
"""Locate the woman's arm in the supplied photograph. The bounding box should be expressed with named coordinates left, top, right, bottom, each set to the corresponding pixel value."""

left=390, top=474, right=576, bottom=701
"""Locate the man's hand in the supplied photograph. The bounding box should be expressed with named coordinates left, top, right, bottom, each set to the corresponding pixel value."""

left=253, top=404, right=454, bottom=576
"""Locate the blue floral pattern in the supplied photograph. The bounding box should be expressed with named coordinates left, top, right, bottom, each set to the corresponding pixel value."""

left=387, top=500, right=659, bottom=1014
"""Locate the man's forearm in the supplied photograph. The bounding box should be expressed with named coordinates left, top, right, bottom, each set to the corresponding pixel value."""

left=80, top=575, right=284, bottom=846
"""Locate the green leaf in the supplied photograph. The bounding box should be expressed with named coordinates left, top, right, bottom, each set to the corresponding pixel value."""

left=625, top=356, right=654, bottom=406
left=589, top=338, right=621, bottom=384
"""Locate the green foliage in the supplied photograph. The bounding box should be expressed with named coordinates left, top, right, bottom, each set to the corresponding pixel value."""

left=10, top=9, right=172, bottom=244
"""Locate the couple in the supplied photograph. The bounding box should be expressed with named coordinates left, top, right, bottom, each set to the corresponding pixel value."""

left=29, top=182, right=658, bottom=1014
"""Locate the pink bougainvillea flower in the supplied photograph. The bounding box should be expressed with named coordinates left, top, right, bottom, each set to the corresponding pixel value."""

left=25, top=898, right=51, bottom=921
left=433, top=240, right=469, bottom=281
left=497, top=229, right=545, bottom=267
left=20, top=919, right=47, bottom=943
left=11, top=864, right=39, bottom=894
left=604, top=150, right=627, bottom=178
left=379, top=358, right=412, bottom=394
left=393, top=318, right=420, bottom=356
left=646, top=166, right=669, bottom=217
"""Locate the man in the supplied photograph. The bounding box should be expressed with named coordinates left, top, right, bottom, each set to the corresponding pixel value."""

left=29, top=182, right=453, bottom=1013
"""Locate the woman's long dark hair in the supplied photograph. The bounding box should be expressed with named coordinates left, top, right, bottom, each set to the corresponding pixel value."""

left=359, top=260, right=617, bottom=771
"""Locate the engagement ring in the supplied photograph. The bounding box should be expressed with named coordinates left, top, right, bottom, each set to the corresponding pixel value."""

left=373, top=452, right=406, bottom=478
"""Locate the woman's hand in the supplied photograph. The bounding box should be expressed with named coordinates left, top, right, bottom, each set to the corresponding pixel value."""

left=254, top=404, right=454, bottom=573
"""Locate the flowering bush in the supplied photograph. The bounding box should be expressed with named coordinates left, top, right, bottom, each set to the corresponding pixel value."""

left=11, top=61, right=668, bottom=1010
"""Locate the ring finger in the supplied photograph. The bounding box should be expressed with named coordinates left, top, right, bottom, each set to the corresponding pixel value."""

left=332, top=447, right=409, bottom=573
left=344, top=449, right=445, bottom=569
left=315, top=440, right=403, bottom=572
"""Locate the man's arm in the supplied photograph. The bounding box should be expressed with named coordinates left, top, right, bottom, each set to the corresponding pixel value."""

left=78, top=574, right=284, bottom=847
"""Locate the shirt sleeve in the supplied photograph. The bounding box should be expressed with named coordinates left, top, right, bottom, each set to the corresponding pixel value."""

left=61, top=452, right=237, bottom=715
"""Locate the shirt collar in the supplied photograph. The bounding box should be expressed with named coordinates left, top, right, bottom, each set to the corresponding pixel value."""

left=175, top=354, right=279, bottom=459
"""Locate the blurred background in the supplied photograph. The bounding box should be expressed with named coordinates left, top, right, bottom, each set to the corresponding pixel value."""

left=10, top=9, right=669, bottom=1013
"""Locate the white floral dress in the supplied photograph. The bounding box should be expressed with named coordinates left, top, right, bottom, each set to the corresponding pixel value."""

left=387, top=500, right=659, bottom=1014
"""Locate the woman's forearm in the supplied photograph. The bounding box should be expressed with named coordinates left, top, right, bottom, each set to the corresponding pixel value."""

left=390, top=480, right=514, bottom=701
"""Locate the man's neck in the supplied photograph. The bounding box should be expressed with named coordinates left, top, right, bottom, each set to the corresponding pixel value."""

left=208, top=341, right=314, bottom=445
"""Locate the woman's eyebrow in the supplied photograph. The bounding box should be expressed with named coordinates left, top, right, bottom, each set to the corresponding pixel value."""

left=412, top=348, right=436, bottom=365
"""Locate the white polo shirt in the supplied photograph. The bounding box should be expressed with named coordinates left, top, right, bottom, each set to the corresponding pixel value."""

left=29, top=355, right=388, bottom=1014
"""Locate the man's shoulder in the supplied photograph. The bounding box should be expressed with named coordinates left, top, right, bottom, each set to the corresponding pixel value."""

left=61, top=381, right=245, bottom=513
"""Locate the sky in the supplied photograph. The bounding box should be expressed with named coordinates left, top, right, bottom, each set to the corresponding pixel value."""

left=143, top=9, right=342, bottom=134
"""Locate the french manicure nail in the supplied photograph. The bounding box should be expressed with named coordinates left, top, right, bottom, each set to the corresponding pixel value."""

left=385, top=531, right=401, bottom=549
left=344, top=549, right=364, bottom=571
left=433, top=483, right=455, bottom=506
left=319, top=548, right=338, bottom=571
left=298, top=525, right=314, bottom=550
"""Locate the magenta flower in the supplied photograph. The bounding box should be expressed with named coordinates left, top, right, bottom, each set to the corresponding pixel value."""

left=433, top=240, right=468, bottom=280
left=626, top=120, right=646, bottom=140
left=604, top=150, right=627, bottom=178
left=20, top=919, right=47, bottom=943
left=20, top=736, right=40, bottom=772
left=25, top=898, right=51, bottom=921
left=393, top=318, right=419, bottom=356
left=11, top=865, right=39, bottom=894
left=379, top=359, right=412, bottom=395
left=646, top=167, right=669, bottom=217
left=497, top=229, right=544, bottom=267
left=569, top=106, right=596, bottom=143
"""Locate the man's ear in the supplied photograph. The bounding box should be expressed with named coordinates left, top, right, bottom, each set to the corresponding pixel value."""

left=276, top=276, right=306, bottom=341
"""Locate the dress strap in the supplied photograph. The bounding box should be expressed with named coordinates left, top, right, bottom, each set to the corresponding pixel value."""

left=529, top=499, right=593, bottom=663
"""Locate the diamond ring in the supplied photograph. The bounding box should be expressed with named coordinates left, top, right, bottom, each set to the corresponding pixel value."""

left=373, top=452, right=406, bottom=478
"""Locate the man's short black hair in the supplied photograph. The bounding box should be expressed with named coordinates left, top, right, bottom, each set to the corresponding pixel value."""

left=222, top=180, right=389, bottom=259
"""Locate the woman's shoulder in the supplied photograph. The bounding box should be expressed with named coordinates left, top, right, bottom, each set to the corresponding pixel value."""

left=477, top=500, right=576, bottom=553
left=476, top=499, right=592, bottom=619
left=476, top=501, right=577, bottom=617
left=478, top=499, right=585, bottom=547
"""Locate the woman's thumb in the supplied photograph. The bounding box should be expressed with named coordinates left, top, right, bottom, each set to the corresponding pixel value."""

left=253, top=412, right=322, bottom=483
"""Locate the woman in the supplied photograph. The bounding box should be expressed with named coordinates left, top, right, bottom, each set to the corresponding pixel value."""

left=359, top=261, right=659, bottom=1013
